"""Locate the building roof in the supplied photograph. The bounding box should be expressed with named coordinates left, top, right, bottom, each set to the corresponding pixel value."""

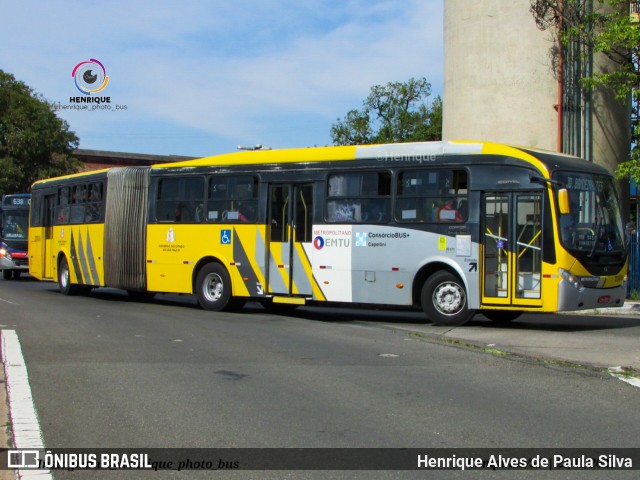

left=73, top=149, right=196, bottom=171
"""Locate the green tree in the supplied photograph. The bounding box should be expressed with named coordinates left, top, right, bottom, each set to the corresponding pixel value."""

left=0, top=69, right=80, bottom=195
left=331, top=77, right=442, bottom=145
left=530, top=0, right=640, bottom=180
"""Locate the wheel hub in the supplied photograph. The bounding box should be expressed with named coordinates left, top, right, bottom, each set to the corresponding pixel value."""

left=203, top=273, right=224, bottom=302
left=434, top=282, right=465, bottom=315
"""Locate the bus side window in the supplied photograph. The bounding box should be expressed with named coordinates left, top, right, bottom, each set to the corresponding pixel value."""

left=56, top=206, right=69, bottom=224
left=55, top=187, right=70, bottom=224
left=328, top=199, right=361, bottom=222
left=326, top=172, right=390, bottom=224
left=207, top=175, right=258, bottom=223
left=156, top=177, right=204, bottom=223
left=395, top=169, right=468, bottom=223
left=85, top=182, right=104, bottom=222
left=362, top=198, right=388, bottom=223
left=70, top=204, right=85, bottom=223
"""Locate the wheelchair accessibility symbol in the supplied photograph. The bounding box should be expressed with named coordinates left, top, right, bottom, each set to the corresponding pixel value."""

left=221, top=229, right=232, bottom=245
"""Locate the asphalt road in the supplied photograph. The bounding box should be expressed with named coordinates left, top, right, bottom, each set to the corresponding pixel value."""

left=1, top=277, right=639, bottom=479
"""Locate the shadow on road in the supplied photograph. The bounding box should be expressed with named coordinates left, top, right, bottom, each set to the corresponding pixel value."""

left=39, top=285, right=640, bottom=333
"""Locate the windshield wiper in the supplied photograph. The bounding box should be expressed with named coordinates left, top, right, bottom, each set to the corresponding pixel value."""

left=588, top=218, right=603, bottom=258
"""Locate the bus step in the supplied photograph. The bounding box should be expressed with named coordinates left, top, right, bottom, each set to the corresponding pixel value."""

left=272, top=296, right=307, bottom=305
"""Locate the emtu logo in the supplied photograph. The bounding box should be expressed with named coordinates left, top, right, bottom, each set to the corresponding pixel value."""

left=72, top=59, right=109, bottom=95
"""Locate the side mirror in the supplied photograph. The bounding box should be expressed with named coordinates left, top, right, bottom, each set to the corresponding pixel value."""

left=558, top=188, right=570, bottom=215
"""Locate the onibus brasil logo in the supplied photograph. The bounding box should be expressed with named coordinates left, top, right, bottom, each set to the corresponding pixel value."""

left=72, top=59, right=109, bottom=95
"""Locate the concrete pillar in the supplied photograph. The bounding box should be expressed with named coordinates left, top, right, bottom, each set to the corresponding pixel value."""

left=443, top=0, right=559, bottom=150
left=442, top=0, right=630, bottom=179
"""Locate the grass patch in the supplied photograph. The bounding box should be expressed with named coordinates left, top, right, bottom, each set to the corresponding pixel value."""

left=407, top=331, right=611, bottom=376
left=408, top=332, right=512, bottom=357
left=608, top=366, right=640, bottom=378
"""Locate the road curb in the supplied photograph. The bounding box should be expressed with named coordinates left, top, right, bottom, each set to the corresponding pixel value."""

left=561, top=301, right=640, bottom=316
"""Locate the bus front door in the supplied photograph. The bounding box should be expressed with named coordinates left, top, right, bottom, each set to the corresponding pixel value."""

left=481, top=192, right=543, bottom=308
left=267, top=184, right=314, bottom=297
left=42, top=194, right=56, bottom=280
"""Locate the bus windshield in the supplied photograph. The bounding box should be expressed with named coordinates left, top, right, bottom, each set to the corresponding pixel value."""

left=1, top=209, right=29, bottom=241
left=554, top=171, right=625, bottom=256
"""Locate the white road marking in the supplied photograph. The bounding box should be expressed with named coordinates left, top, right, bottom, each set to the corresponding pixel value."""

left=1, top=329, right=52, bottom=479
left=0, top=297, right=19, bottom=306
left=608, top=366, right=640, bottom=389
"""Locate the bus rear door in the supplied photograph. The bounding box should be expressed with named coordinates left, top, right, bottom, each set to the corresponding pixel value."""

left=266, top=184, right=315, bottom=298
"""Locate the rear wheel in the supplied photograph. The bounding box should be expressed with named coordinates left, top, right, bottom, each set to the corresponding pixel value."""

left=2, top=270, right=11, bottom=280
left=58, top=257, right=80, bottom=295
left=195, top=263, right=232, bottom=311
left=12, top=270, right=21, bottom=279
left=421, top=271, right=474, bottom=326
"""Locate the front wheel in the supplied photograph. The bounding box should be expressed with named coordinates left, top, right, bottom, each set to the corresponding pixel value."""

left=2, top=270, right=11, bottom=280
left=195, top=263, right=232, bottom=311
left=58, top=257, right=80, bottom=295
left=421, top=271, right=474, bottom=326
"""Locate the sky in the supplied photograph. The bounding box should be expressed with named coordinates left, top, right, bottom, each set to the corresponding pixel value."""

left=0, top=0, right=443, bottom=158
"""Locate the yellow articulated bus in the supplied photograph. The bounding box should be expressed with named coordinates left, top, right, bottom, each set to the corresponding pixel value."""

left=28, top=141, right=628, bottom=326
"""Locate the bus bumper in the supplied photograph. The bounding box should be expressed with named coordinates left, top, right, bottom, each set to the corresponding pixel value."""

left=557, top=280, right=626, bottom=311
left=0, top=257, right=29, bottom=271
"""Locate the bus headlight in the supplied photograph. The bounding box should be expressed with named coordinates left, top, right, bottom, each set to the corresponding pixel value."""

left=0, top=247, right=7, bottom=257
left=559, top=268, right=583, bottom=290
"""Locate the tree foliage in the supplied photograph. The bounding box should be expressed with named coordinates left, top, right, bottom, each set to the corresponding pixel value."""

left=331, top=77, right=442, bottom=146
left=530, top=0, right=640, bottom=180
left=0, top=69, right=80, bottom=195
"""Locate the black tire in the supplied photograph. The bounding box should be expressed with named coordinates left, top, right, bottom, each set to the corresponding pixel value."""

left=58, top=256, right=80, bottom=295
left=421, top=271, right=474, bottom=326
left=2, top=270, right=11, bottom=280
left=483, top=310, right=522, bottom=323
left=226, top=298, right=247, bottom=312
left=12, top=270, right=21, bottom=279
left=195, top=263, right=232, bottom=311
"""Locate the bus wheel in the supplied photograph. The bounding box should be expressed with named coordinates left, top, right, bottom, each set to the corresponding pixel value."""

left=483, top=310, right=522, bottom=323
left=196, top=263, right=231, bottom=311
left=2, top=270, right=11, bottom=280
left=12, top=271, right=21, bottom=279
left=58, top=257, right=79, bottom=295
left=421, top=271, right=474, bottom=326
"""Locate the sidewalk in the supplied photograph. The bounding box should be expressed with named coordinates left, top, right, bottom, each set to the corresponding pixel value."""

left=398, top=302, right=640, bottom=378
left=566, top=300, right=640, bottom=318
